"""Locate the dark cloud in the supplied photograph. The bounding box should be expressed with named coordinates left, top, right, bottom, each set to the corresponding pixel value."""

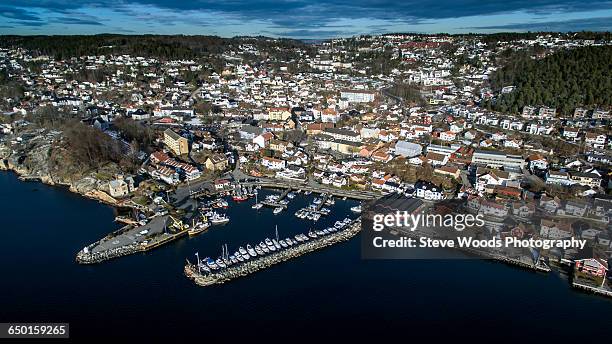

left=1, top=1, right=612, bottom=35
left=0, top=5, right=45, bottom=26
left=4, top=1, right=612, bottom=22
left=0, top=6, right=41, bottom=21
left=51, top=17, right=104, bottom=26
left=265, top=29, right=351, bottom=38
left=467, top=16, right=612, bottom=31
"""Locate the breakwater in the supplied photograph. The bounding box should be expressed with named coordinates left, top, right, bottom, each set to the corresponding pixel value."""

left=185, top=219, right=361, bottom=286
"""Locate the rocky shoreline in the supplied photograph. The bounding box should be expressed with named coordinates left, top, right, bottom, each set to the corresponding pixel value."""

left=0, top=138, right=120, bottom=206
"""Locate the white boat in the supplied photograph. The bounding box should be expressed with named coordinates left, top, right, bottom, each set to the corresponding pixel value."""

left=350, top=205, right=362, bottom=213
left=273, top=239, right=281, bottom=250
left=188, top=221, right=210, bottom=236
left=247, top=244, right=257, bottom=257
left=252, top=203, right=263, bottom=210
left=273, top=207, right=283, bottom=215
left=210, top=212, right=230, bottom=225
left=287, top=192, right=295, bottom=199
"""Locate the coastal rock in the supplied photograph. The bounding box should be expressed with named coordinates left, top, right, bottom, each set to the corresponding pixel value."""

left=70, top=176, right=99, bottom=194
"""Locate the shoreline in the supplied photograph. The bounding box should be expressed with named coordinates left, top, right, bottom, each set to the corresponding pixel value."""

left=0, top=159, right=122, bottom=207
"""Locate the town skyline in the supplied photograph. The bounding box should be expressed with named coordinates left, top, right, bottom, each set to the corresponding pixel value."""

left=1, top=1, right=612, bottom=38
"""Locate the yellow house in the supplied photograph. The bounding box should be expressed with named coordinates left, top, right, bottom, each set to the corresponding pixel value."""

left=205, top=153, right=228, bottom=171
left=164, top=129, right=189, bottom=156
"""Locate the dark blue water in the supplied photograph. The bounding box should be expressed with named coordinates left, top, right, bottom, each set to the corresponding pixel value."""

left=0, top=171, right=610, bottom=341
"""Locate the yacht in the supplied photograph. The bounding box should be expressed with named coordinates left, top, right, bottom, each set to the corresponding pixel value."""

left=279, top=240, right=288, bottom=248
left=272, top=239, right=282, bottom=250
left=247, top=244, right=257, bottom=257
left=206, top=258, right=218, bottom=270
left=264, top=238, right=276, bottom=251
left=287, top=192, right=296, bottom=199
left=273, top=207, right=283, bottom=215
left=350, top=205, right=362, bottom=213
left=252, top=203, right=263, bottom=210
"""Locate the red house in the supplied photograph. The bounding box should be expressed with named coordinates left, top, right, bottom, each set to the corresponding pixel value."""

left=575, top=258, right=609, bottom=278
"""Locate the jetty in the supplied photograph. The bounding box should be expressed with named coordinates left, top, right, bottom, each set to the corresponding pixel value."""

left=76, top=215, right=188, bottom=264
left=572, top=281, right=612, bottom=298
left=185, top=219, right=361, bottom=286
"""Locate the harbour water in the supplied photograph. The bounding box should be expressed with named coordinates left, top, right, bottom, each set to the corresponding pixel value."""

left=0, top=171, right=611, bottom=340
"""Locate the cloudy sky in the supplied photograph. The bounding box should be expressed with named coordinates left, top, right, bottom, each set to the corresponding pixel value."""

left=1, top=1, right=611, bottom=38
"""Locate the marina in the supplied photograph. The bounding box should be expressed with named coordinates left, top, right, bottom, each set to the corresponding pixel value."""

left=185, top=218, right=361, bottom=286
left=2, top=172, right=612, bottom=340
left=75, top=186, right=360, bottom=264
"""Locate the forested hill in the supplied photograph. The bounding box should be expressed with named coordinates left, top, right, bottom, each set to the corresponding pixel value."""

left=489, top=45, right=612, bottom=115
left=0, top=35, right=309, bottom=60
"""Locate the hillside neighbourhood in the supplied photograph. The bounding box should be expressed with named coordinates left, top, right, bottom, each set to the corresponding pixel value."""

left=1, top=33, right=611, bottom=291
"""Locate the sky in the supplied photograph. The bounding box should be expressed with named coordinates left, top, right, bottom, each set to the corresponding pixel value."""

left=0, top=1, right=611, bottom=39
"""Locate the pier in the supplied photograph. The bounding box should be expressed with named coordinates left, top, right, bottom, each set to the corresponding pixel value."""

left=185, top=219, right=361, bottom=286
left=397, top=228, right=551, bottom=273
left=250, top=180, right=378, bottom=200
left=572, top=281, right=612, bottom=298
left=76, top=215, right=189, bottom=264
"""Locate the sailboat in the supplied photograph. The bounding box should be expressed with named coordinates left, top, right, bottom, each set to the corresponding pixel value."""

left=252, top=192, right=263, bottom=209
